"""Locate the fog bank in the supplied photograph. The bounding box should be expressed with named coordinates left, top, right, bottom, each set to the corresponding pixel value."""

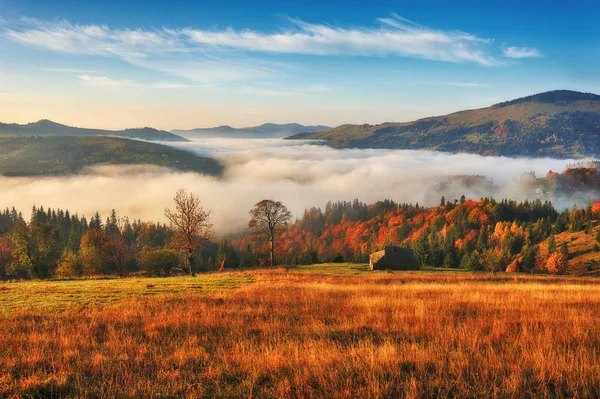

left=0, top=139, right=587, bottom=235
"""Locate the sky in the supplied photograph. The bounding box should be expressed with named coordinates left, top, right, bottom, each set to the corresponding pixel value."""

left=1, top=0, right=599, bottom=130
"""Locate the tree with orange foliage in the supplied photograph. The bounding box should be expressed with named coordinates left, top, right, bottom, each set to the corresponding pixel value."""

left=249, top=200, right=292, bottom=267
left=165, top=189, right=213, bottom=276
left=592, top=201, right=600, bottom=219
left=546, top=252, right=568, bottom=274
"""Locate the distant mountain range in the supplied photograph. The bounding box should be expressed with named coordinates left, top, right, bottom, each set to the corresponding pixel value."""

left=0, top=120, right=188, bottom=142
left=287, top=90, right=600, bottom=158
left=173, top=123, right=330, bottom=139
left=0, top=136, right=222, bottom=176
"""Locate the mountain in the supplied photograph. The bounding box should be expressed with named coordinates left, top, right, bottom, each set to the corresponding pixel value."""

left=173, top=123, right=330, bottom=139
left=0, top=120, right=188, bottom=142
left=0, top=136, right=222, bottom=176
left=287, top=90, right=600, bottom=158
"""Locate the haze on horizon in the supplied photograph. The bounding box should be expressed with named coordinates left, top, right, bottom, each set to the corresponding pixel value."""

left=1, top=0, right=599, bottom=130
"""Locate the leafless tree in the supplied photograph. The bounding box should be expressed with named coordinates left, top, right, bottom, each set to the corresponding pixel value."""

left=248, top=199, right=292, bottom=266
left=165, top=189, right=213, bottom=276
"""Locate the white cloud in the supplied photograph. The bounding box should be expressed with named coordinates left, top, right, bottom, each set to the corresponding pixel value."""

left=2, top=16, right=544, bottom=88
left=4, top=15, right=509, bottom=73
left=183, top=15, right=499, bottom=65
left=240, top=84, right=331, bottom=97
left=5, top=19, right=277, bottom=83
left=416, top=81, right=487, bottom=88
left=503, top=46, right=543, bottom=59
left=44, top=67, right=97, bottom=73
left=77, top=74, right=193, bottom=90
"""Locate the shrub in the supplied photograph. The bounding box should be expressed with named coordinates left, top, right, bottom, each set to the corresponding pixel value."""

left=141, top=248, right=180, bottom=277
left=55, top=250, right=82, bottom=278
left=546, top=252, right=568, bottom=274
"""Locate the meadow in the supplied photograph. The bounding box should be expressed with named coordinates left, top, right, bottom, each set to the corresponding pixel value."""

left=2, top=264, right=600, bottom=398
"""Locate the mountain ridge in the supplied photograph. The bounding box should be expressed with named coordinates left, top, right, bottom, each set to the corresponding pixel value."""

left=287, top=90, right=600, bottom=158
left=0, top=119, right=188, bottom=142
left=173, top=122, right=330, bottom=139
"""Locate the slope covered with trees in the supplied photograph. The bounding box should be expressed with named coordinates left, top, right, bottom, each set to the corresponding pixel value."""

left=0, top=119, right=188, bottom=142
left=1, top=167, right=599, bottom=280
left=0, top=136, right=222, bottom=176
left=235, top=167, right=600, bottom=274
left=287, top=90, right=600, bottom=158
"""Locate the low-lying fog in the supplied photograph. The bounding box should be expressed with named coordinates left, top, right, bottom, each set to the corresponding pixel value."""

left=0, top=139, right=588, bottom=235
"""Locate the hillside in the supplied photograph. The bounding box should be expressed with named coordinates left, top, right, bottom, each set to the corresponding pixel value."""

left=287, top=90, right=600, bottom=158
left=0, top=120, right=188, bottom=142
left=0, top=136, right=222, bottom=176
left=234, top=169, right=600, bottom=274
left=173, top=122, right=330, bottom=139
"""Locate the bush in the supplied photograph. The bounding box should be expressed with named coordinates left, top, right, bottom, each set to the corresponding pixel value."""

left=546, top=252, right=568, bottom=274
left=55, top=250, right=82, bottom=278
left=141, top=248, right=180, bottom=277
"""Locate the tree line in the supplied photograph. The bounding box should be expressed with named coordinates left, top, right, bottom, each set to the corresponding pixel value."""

left=0, top=190, right=292, bottom=280
left=1, top=177, right=599, bottom=279
left=236, top=196, right=600, bottom=274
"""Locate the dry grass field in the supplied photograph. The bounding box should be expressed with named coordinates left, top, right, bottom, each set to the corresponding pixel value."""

left=2, top=264, right=600, bottom=398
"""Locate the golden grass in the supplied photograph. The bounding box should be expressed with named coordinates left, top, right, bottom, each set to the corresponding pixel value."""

left=2, top=267, right=600, bottom=398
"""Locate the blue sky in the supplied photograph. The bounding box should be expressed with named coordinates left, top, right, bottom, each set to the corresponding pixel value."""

left=0, top=0, right=599, bottom=129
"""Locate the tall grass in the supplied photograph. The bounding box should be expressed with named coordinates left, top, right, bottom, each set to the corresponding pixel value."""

left=1, top=269, right=600, bottom=398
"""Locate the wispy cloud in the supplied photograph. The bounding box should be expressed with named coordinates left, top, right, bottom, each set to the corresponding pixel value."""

left=503, top=46, right=543, bottom=59
left=77, top=74, right=193, bottom=90
left=240, top=84, right=331, bottom=97
left=414, top=80, right=488, bottom=88
left=183, top=15, right=499, bottom=66
left=5, top=19, right=277, bottom=83
left=45, top=67, right=97, bottom=74
left=2, top=15, right=543, bottom=86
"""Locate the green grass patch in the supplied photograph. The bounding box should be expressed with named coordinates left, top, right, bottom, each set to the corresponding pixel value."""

left=291, top=263, right=472, bottom=276
left=0, top=273, right=254, bottom=312
left=292, top=263, right=375, bottom=275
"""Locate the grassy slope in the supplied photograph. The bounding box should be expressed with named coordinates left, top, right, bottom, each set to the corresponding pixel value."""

left=2, top=269, right=600, bottom=397
left=291, top=93, right=600, bottom=158
left=539, top=223, right=600, bottom=272
left=0, top=135, right=223, bottom=176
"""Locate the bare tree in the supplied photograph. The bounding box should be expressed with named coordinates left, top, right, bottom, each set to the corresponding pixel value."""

left=165, top=189, right=213, bottom=276
left=248, top=200, right=292, bottom=267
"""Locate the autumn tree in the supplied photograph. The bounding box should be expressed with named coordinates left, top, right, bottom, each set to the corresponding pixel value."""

left=248, top=200, right=292, bottom=267
left=165, top=189, right=213, bottom=276
left=0, top=237, right=16, bottom=280
left=546, top=252, right=568, bottom=274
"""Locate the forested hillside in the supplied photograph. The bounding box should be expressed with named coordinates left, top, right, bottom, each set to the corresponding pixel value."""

left=235, top=167, right=600, bottom=274
left=0, top=136, right=222, bottom=176
left=1, top=167, right=599, bottom=280
left=0, top=119, right=187, bottom=142
left=288, top=90, right=600, bottom=158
